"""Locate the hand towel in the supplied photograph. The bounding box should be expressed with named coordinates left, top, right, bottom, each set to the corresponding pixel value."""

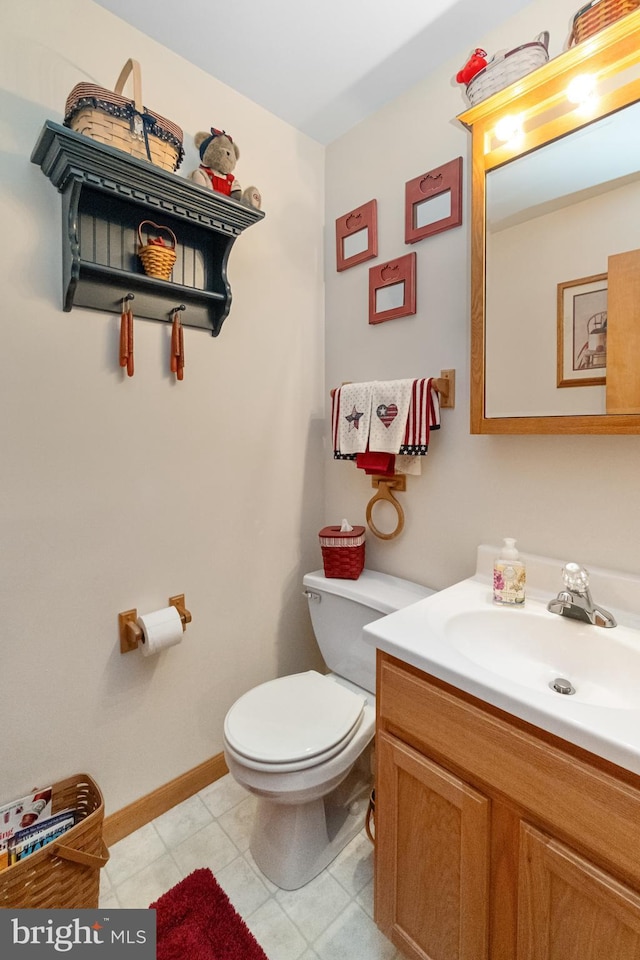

left=355, top=452, right=396, bottom=476
left=331, top=386, right=349, bottom=458
left=337, top=382, right=374, bottom=456
left=395, top=455, right=422, bottom=475
left=368, top=379, right=414, bottom=453
left=399, top=378, right=440, bottom=455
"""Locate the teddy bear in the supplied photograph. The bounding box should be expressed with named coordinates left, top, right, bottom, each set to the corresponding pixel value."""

left=189, top=128, right=262, bottom=209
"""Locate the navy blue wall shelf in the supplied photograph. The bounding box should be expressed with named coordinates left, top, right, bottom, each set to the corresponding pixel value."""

left=31, top=121, right=264, bottom=336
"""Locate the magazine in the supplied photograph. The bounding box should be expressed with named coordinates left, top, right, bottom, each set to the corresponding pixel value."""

left=0, top=787, right=53, bottom=868
left=7, top=809, right=76, bottom=866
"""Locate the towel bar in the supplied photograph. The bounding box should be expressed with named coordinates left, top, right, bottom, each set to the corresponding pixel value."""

left=434, top=369, right=455, bottom=408
left=330, top=369, right=455, bottom=408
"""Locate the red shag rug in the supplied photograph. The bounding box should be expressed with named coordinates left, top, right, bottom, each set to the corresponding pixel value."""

left=150, top=868, right=269, bottom=960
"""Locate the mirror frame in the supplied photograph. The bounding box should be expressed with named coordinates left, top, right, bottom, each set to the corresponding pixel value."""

left=458, top=10, right=640, bottom=434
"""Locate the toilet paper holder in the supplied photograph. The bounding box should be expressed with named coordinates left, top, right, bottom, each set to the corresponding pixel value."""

left=118, top=594, right=192, bottom=654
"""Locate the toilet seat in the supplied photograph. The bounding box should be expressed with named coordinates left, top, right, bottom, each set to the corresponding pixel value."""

left=224, top=671, right=366, bottom=772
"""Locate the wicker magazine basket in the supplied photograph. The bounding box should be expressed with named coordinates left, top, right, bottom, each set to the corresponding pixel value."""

left=0, top=773, right=108, bottom=909
left=465, top=32, right=550, bottom=106
left=64, top=59, right=184, bottom=172
left=138, top=220, right=177, bottom=281
left=570, top=0, right=640, bottom=44
left=319, top=525, right=366, bottom=580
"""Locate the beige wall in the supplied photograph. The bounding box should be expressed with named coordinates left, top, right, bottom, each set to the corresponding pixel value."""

left=324, top=0, right=640, bottom=589
left=0, top=0, right=325, bottom=812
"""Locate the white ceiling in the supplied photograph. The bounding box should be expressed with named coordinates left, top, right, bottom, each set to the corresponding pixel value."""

left=94, top=0, right=533, bottom=143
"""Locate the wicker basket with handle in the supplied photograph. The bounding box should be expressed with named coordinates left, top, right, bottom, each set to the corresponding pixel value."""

left=464, top=32, right=550, bottom=106
left=138, top=220, right=177, bottom=281
left=570, top=0, right=640, bottom=44
left=0, top=773, right=108, bottom=908
left=64, top=59, right=184, bottom=172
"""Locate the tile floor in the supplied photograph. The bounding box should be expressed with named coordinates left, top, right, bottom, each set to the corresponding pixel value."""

left=100, top=774, right=403, bottom=960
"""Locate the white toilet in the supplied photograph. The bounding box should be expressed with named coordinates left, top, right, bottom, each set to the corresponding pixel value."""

left=223, top=568, right=435, bottom=889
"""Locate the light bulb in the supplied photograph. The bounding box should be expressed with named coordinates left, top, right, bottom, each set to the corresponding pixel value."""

left=567, top=73, right=596, bottom=105
left=494, top=114, right=524, bottom=146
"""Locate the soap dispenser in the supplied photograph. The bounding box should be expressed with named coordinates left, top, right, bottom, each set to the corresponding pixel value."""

left=493, top=538, right=526, bottom=606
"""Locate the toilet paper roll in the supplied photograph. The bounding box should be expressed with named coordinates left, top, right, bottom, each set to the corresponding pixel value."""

left=137, top=606, right=183, bottom=657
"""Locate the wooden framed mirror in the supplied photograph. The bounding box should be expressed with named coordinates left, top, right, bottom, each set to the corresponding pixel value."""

left=459, top=10, right=640, bottom=434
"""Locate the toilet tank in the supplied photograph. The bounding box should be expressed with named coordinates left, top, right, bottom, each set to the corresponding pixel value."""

left=303, top=569, right=435, bottom=695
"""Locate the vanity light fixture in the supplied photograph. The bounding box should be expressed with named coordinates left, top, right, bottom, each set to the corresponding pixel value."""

left=494, top=114, right=524, bottom=147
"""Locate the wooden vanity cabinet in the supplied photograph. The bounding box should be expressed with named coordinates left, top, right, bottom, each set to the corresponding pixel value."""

left=374, top=652, right=640, bottom=960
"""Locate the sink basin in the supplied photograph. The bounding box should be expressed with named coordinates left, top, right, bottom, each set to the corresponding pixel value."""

left=445, top=606, right=640, bottom=710
left=363, top=552, right=640, bottom=775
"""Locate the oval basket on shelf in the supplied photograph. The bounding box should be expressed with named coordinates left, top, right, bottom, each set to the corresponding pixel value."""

left=570, top=0, right=640, bottom=44
left=465, top=31, right=550, bottom=106
left=137, top=220, right=177, bottom=281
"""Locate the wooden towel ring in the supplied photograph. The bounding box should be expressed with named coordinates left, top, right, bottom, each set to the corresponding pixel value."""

left=366, top=475, right=406, bottom=540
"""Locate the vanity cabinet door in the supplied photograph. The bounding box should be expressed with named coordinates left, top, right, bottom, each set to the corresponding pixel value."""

left=517, top=822, right=640, bottom=960
left=375, top=731, right=490, bottom=960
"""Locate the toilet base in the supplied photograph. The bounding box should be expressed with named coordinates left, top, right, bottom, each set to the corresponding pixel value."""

left=249, top=755, right=372, bottom=890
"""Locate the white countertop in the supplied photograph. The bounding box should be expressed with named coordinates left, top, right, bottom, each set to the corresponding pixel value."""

left=364, top=547, right=640, bottom=776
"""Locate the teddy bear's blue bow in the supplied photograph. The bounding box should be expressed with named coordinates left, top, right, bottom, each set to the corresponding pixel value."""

left=198, top=127, right=233, bottom=161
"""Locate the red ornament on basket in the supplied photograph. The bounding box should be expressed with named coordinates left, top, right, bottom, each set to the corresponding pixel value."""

left=456, top=48, right=488, bottom=84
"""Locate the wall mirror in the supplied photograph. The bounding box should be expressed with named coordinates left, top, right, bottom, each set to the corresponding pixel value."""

left=459, top=10, right=640, bottom=434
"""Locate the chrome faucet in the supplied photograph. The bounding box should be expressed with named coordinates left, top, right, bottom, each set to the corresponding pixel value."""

left=547, top=562, right=616, bottom=628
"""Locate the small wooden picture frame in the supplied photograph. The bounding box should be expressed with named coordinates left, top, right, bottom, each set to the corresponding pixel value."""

left=336, top=199, right=378, bottom=271
left=557, top=272, right=608, bottom=388
left=405, top=157, right=463, bottom=244
left=369, top=253, right=416, bottom=325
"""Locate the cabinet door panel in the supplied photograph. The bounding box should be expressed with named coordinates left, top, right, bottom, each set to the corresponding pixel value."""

left=518, top=822, right=640, bottom=960
left=376, top=732, right=490, bottom=960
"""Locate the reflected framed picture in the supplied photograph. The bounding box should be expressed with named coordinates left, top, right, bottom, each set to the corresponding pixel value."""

left=369, top=253, right=416, bottom=325
left=557, top=273, right=608, bottom=388
left=335, top=199, right=378, bottom=271
left=405, top=157, right=462, bottom=244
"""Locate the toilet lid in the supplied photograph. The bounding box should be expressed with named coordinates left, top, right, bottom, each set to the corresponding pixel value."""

left=224, top=671, right=366, bottom=765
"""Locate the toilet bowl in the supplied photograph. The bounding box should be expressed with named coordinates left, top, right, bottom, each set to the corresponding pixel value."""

left=223, top=569, right=435, bottom=889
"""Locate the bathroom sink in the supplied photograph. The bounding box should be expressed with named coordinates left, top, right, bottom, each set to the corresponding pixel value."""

left=445, top=606, right=640, bottom=710
left=363, top=548, right=640, bottom=776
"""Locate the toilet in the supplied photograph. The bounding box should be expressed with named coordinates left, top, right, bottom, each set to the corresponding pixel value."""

left=223, top=568, right=435, bottom=889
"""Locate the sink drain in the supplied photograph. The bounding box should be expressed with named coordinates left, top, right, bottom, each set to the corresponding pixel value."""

left=550, top=677, right=576, bottom=696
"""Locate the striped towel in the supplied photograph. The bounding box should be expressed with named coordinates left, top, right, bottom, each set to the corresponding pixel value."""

left=332, top=378, right=441, bottom=460
left=399, top=378, right=440, bottom=455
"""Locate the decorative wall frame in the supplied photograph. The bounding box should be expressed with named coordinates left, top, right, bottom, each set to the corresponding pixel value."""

left=405, top=157, right=463, bottom=244
left=557, top=273, right=608, bottom=388
left=336, top=199, right=378, bottom=271
left=369, top=253, right=416, bottom=325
